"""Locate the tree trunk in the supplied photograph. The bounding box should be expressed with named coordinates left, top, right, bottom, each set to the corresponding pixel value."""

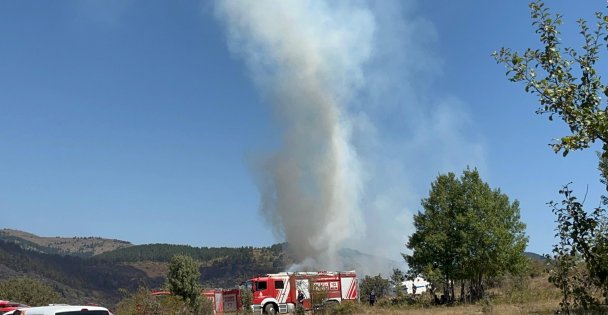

left=450, top=279, right=455, bottom=303
left=459, top=281, right=465, bottom=302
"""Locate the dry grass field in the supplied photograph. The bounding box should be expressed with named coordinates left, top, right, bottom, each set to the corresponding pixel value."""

left=350, top=301, right=559, bottom=314
left=325, top=268, right=562, bottom=315
left=326, top=297, right=560, bottom=315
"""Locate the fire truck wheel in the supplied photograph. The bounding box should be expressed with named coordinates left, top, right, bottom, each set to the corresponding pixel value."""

left=264, top=303, right=277, bottom=315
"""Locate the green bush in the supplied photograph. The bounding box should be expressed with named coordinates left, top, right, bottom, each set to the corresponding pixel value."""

left=0, top=277, right=61, bottom=306
left=115, top=286, right=213, bottom=315
left=325, top=301, right=360, bottom=315
left=239, top=288, right=253, bottom=314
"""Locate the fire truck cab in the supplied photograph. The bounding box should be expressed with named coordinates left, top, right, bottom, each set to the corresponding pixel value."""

left=247, top=270, right=358, bottom=314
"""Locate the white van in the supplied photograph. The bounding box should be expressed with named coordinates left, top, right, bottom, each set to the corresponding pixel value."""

left=4, top=305, right=111, bottom=315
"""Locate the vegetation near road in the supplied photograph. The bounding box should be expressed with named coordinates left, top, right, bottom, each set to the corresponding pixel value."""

left=0, top=277, right=61, bottom=306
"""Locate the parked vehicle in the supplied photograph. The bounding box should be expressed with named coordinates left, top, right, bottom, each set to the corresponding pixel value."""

left=401, top=276, right=429, bottom=295
left=0, top=300, right=28, bottom=314
left=3, top=305, right=111, bottom=315
left=244, top=270, right=358, bottom=314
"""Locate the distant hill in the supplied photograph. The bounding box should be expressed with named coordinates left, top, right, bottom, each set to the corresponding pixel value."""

left=525, top=251, right=547, bottom=262
left=0, top=229, right=132, bottom=257
left=0, top=229, right=294, bottom=305
left=95, top=243, right=293, bottom=288
left=0, top=238, right=154, bottom=306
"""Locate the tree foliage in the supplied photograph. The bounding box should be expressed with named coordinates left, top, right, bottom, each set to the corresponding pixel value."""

left=0, top=277, right=61, bottom=306
left=0, top=239, right=148, bottom=305
left=166, top=255, right=212, bottom=314
left=359, top=274, right=390, bottom=302
left=96, top=244, right=256, bottom=263
left=405, top=168, right=528, bottom=303
left=389, top=268, right=406, bottom=286
left=116, top=286, right=187, bottom=315
left=239, top=287, right=253, bottom=314
left=493, top=0, right=608, bottom=158
left=389, top=268, right=407, bottom=304
left=547, top=184, right=608, bottom=312
left=494, top=1, right=608, bottom=312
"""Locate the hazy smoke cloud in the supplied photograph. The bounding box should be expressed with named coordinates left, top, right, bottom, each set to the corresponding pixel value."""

left=214, top=1, right=372, bottom=268
left=215, top=0, right=485, bottom=274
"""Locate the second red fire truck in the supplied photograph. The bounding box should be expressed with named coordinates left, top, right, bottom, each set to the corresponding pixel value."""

left=244, top=270, right=358, bottom=314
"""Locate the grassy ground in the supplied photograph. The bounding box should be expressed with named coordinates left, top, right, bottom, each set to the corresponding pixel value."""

left=319, top=299, right=560, bottom=315
left=319, top=269, right=562, bottom=315
left=350, top=301, right=560, bottom=314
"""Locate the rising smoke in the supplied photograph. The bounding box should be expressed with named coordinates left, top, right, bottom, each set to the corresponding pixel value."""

left=214, top=1, right=372, bottom=268
left=214, top=1, right=485, bottom=274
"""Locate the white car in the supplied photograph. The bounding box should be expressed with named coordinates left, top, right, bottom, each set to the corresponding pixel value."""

left=4, top=305, right=112, bottom=315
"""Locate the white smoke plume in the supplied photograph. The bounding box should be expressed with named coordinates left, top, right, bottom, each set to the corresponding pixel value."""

left=214, top=1, right=373, bottom=268
left=214, top=0, right=485, bottom=275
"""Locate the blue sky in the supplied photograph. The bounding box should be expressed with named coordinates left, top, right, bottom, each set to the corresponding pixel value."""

left=0, top=1, right=603, bottom=265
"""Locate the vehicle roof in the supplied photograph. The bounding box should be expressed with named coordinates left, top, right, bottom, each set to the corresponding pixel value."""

left=12, top=305, right=109, bottom=314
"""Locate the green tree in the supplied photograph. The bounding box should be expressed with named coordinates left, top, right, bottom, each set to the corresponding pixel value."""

left=405, top=168, right=528, bottom=303
left=493, top=0, right=608, bottom=159
left=359, top=274, right=389, bottom=303
left=0, top=277, right=61, bottom=306
left=546, top=184, right=608, bottom=312
left=116, top=286, right=187, bottom=315
left=389, top=268, right=405, bottom=287
left=389, top=268, right=406, bottom=305
left=494, top=1, right=608, bottom=312
left=239, top=287, right=253, bottom=314
left=166, top=255, right=213, bottom=314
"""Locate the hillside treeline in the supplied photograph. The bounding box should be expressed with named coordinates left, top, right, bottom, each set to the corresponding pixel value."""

left=0, top=239, right=156, bottom=304
left=0, top=234, right=66, bottom=256
left=199, top=244, right=289, bottom=288
left=95, top=242, right=286, bottom=264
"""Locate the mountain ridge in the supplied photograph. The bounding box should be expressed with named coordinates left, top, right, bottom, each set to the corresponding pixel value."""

left=0, top=229, right=132, bottom=257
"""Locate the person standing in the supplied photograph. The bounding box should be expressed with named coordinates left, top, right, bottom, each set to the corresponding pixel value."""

left=369, top=289, right=376, bottom=306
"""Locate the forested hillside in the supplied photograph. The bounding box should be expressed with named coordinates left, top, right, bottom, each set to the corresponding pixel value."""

left=95, top=243, right=292, bottom=288
left=0, top=230, right=296, bottom=305
left=0, top=239, right=157, bottom=305
left=0, top=229, right=132, bottom=257
left=94, top=243, right=258, bottom=262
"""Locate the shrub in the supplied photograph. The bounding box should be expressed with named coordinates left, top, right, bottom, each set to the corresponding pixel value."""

left=0, top=277, right=61, bottom=306
left=325, top=301, right=360, bottom=315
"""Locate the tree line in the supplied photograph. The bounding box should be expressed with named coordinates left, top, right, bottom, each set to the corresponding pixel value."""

left=95, top=243, right=267, bottom=263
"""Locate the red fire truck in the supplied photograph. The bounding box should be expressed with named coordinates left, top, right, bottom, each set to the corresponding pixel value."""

left=245, top=270, right=358, bottom=314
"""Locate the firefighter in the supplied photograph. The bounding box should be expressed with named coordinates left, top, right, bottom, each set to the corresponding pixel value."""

left=369, top=289, right=376, bottom=306
left=297, top=290, right=305, bottom=305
